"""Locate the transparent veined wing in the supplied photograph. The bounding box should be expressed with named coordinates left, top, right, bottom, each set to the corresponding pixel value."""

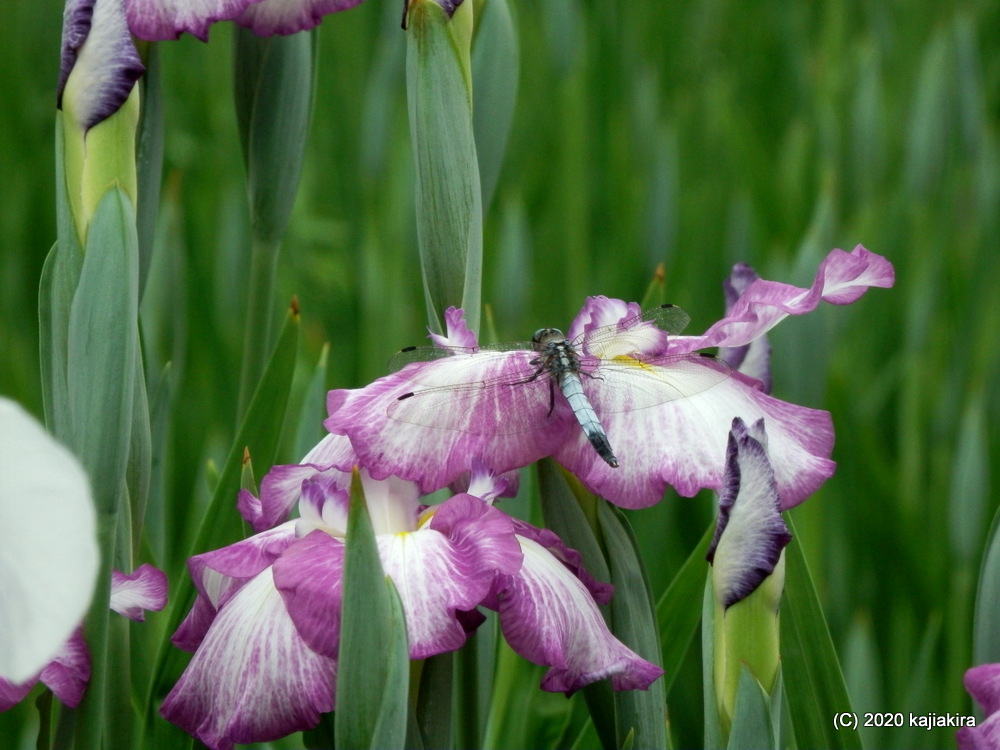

left=576, top=352, right=732, bottom=414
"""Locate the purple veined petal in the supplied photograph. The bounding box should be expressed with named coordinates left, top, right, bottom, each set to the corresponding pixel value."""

left=126, top=0, right=255, bottom=41
left=0, top=676, right=35, bottom=711
left=566, top=297, right=643, bottom=342
left=720, top=264, right=772, bottom=393
left=463, top=457, right=512, bottom=503
left=707, top=419, right=792, bottom=608
left=246, top=434, right=356, bottom=532
left=669, top=245, right=895, bottom=355
left=188, top=522, right=297, bottom=604
left=38, top=629, right=91, bottom=708
left=554, top=367, right=835, bottom=510
left=492, top=536, right=662, bottom=694
left=272, top=531, right=346, bottom=660
left=161, top=566, right=336, bottom=750
left=234, top=0, right=366, bottom=35
left=957, top=709, right=1000, bottom=750
left=172, top=591, right=219, bottom=652
left=0, top=399, right=98, bottom=684
left=325, top=355, right=572, bottom=495
left=428, top=493, right=523, bottom=578
left=965, top=663, right=1000, bottom=718
left=429, top=306, right=479, bottom=349
left=110, top=564, right=168, bottom=621
left=61, top=0, right=145, bottom=131
left=507, top=518, right=613, bottom=605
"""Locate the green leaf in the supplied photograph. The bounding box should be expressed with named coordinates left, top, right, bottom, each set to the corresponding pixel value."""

left=726, top=666, right=774, bottom=750
left=68, top=186, right=139, bottom=513
left=135, top=43, right=164, bottom=300
left=598, top=502, right=667, bottom=750
left=406, top=0, right=484, bottom=332
left=472, top=0, right=519, bottom=213
left=415, top=652, right=453, bottom=750
left=38, top=239, right=81, bottom=442
left=782, top=515, right=862, bottom=750
left=292, top=342, right=330, bottom=462
left=657, top=521, right=714, bottom=694
left=703, top=575, right=724, bottom=750
left=233, top=28, right=315, bottom=246
left=336, top=471, right=409, bottom=750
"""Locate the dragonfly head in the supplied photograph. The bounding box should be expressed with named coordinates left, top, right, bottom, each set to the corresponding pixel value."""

left=532, top=328, right=565, bottom=347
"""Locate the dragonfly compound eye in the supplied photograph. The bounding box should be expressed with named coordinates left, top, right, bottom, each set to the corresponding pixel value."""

left=532, top=328, right=564, bottom=345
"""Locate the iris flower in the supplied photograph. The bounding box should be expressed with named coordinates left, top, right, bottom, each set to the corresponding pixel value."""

left=326, top=245, right=894, bottom=510
left=0, top=564, right=167, bottom=710
left=161, top=450, right=660, bottom=749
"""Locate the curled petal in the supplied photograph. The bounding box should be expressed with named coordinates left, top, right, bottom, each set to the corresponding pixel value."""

left=0, top=399, right=98, bottom=684
left=566, top=297, right=643, bottom=342
left=720, top=264, right=772, bottom=392
left=493, top=536, right=662, bottom=694
left=670, top=246, right=895, bottom=354
left=61, top=0, right=145, bottom=130
left=555, top=367, right=835, bottom=509
left=957, top=711, right=1000, bottom=750
left=429, top=306, right=479, bottom=349
left=111, top=564, right=168, bottom=621
left=707, top=419, right=792, bottom=608
left=161, top=568, right=336, bottom=750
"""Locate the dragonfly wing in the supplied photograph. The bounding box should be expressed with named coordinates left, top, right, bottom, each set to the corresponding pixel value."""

left=580, top=353, right=732, bottom=413
left=386, top=350, right=562, bottom=435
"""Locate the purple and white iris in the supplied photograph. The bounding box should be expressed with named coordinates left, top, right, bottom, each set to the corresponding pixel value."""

left=0, top=564, right=167, bottom=710
left=326, top=245, right=895, bottom=510
left=162, top=452, right=661, bottom=750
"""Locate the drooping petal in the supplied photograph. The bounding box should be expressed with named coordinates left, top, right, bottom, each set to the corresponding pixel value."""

left=720, top=264, right=772, bottom=392
left=110, top=564, right=168, bottom=621
left=235, top=0, right=365, bottom=36
left=325, top=353, right=571, bottom=494
left=61, top=0, right=145, bottom=130
left=0, top=399, right=98, bottom=684
left=492, top=536, right=662, bottom=694
left=554, top=366, right=834, bottom=509
left=38, top=629, right=91, bottom=708
left=126, top=0, right=254, bottom=41
left=429, top=306, right=479, bottom=349
left=707, top=419, right=792, bottom=608
left=161, top=567, right=336, bottom=750
left=669, top=245, right=895, bottom=355
left=0, top=629, right=93, bottom=711
left=271, top=531, right=345, bottom=660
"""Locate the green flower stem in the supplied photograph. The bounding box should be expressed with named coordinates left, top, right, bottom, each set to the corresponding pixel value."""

left=237, top=235, right=281, bottom=420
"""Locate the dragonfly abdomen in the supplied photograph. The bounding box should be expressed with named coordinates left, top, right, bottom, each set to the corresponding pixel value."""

left=559, top=371, right=619, bottom=468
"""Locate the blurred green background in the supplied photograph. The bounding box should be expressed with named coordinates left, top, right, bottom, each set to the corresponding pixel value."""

left=2, top=1, right=998, bottom=747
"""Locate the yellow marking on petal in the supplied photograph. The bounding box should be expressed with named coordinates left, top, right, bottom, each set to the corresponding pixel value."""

left=610, top=354, right=655, bottom=371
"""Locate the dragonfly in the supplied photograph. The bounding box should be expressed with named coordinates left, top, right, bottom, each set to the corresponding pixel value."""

left=385, top=304, right=732, bottom=468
